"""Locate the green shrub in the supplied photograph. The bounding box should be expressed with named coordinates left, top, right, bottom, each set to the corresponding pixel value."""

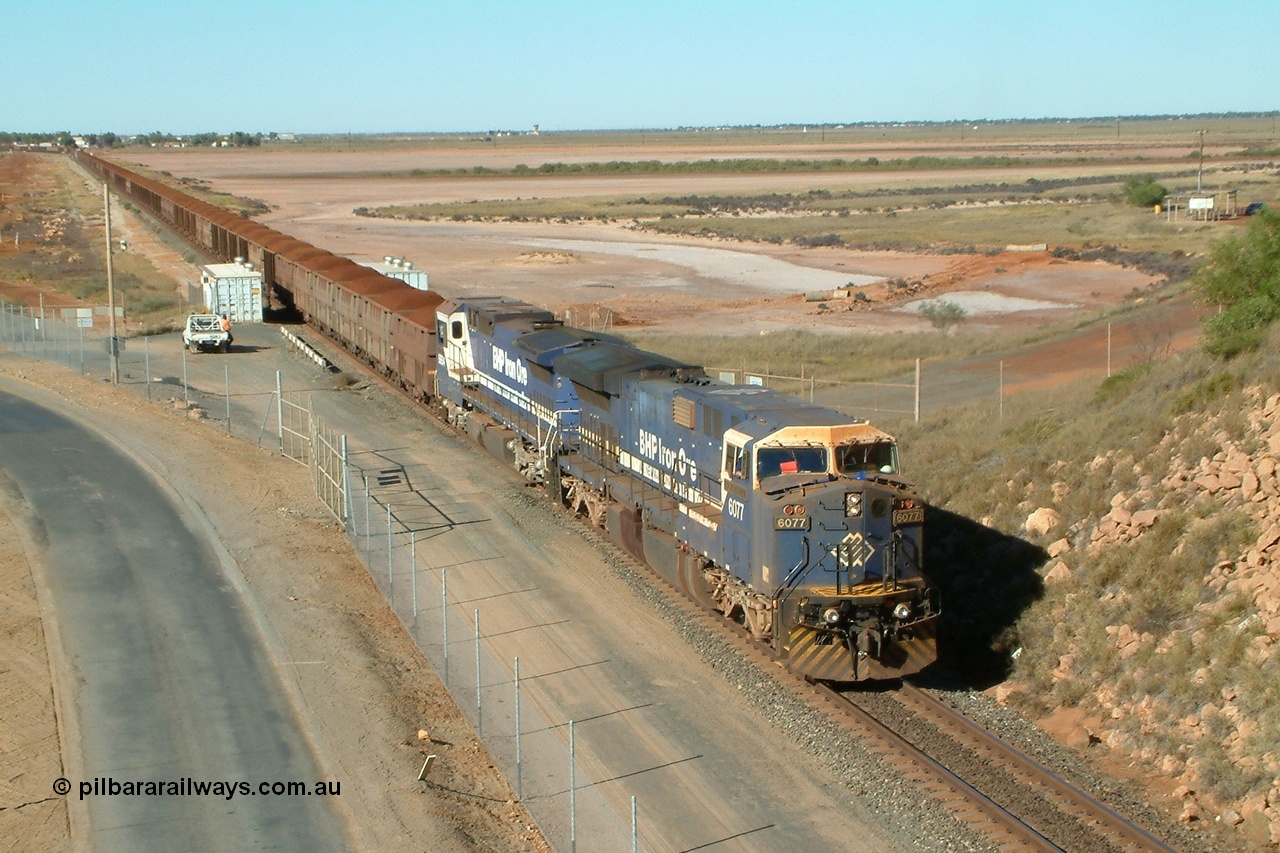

left=1123, top=175, right=1168, bottom=207
left=918, top=300, right=968, bottom=334
left=132, top=295, right=179, bottom=314
left=1094, top=363, right=1151, bottom=403
left=1195, top=209, right=1280, bottom=356
left=1172, top=371, right=1237, bottom=414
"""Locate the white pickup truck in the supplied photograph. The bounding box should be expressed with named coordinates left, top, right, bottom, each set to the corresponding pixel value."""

left=182, top=314, right=231, bottom=353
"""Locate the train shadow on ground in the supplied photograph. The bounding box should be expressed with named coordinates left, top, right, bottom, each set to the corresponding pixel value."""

left=914, top=505, right=1049, bottom=691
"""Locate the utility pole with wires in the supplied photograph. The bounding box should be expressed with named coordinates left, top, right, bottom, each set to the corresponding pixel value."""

left=1197, top=129, right=1206, bottom=192
left=103, top=183, right=119, bottom=383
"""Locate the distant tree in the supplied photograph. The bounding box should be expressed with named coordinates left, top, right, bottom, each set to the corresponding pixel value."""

left=1123, top=175, right=1168, bottom=207
left=1195, top=209, right=1280, bottom=357
left=918, top=299, right=968, bottom=334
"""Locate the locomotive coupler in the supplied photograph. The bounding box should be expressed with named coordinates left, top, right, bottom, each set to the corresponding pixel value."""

left=855, top=622, right=883, bottom=660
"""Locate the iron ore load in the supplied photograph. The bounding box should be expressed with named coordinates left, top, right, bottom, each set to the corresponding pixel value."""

left=75, top=149, right=940, bottom=682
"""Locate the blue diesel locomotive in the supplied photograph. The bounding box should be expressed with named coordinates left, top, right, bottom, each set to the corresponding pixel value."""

left=437, top=296, right=939, bottom=681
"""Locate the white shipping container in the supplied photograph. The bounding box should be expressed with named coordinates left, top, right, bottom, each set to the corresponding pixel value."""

left=200, top=262, right=264, bottom=322
left=361, top=257, right=429, bottom=291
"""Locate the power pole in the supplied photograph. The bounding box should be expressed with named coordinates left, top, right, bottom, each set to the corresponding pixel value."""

left=104, top=184, right=119, bottom=383
left=1197, top=129, right=1206, bottom=192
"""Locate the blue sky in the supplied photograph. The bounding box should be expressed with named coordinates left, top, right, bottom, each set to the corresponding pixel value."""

left=5, top=1, right=1277, bottom=134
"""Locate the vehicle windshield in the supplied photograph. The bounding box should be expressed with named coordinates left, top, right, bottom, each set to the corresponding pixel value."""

left=756, top=446, right=828, bottom=479
left=836, top=441, right=897, bottom=475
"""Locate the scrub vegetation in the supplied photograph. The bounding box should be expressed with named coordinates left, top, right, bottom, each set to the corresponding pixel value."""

left=0, top=155, right=184, bottom=327
left=364, top=170, right=1278, bottom=259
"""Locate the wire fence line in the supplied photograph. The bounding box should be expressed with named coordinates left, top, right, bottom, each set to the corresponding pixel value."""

left=710, top=362, right=922, bottom=422
left=4, top=297, right=1173, bottom=432
left=350, top=485, right=634, bottom=852
left=0, top=305, right=641, bottom=852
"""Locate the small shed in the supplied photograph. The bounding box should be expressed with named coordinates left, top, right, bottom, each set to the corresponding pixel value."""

left=361, top=256, right=429, bottom=291
left=1162, top=189, right=1239, bottom=222
left=200, top=258, right=264, bottom=322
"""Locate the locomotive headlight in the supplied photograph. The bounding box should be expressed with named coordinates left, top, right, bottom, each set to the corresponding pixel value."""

left=844, top=492, right=862, bottom=517
left=892, top=602, right=913, bottom=620
left=822, top=607, right=842, bottom=625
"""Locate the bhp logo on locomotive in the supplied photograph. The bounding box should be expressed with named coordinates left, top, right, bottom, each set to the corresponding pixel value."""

left=490, top=345, right=529, bottom=386
left=636, top=430, right=698, bottom=483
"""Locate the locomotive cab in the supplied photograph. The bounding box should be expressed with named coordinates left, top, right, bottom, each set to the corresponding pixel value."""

left=726, top=423, right=939, bottom=682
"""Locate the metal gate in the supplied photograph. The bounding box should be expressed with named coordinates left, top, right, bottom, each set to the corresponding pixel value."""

left=278, top=388, right=348, bottom=525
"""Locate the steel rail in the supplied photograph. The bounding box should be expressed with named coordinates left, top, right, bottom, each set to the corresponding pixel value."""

left=812, top=683, right=1064, bottom=852
left=895, top=683, right=1179, bottom=853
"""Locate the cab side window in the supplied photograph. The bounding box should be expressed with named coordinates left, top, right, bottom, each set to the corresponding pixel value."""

left=724, top=443, right=746, bottom=480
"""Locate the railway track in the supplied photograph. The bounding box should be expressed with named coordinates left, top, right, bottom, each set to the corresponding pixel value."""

left=593, top=524, right=1182, bottom=852
left=299, top=324, right=1183, bottom=852
left=828, top=683, right=1180, bottom=853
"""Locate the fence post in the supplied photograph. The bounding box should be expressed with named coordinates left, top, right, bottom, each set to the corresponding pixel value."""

left=442, top=568, right=449, bottom=685
left=276, top=370, right=284, bottom=452
left=914, top=358, right=921, bottom=424
left=224, top=364, right=231, bottom=435
left=570, top=719, right=577, bottom=853
left=144, top=336, right=151, bottom=402
left=474, top=609, right=482, bottom=735
left=514, top=656, right=522, bottom=800
left=341, top=434, right=351, bottom=529
left=387, top=503, right=394, bottom=605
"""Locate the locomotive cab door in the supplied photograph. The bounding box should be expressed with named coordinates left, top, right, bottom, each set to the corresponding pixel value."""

left=440, top=310, right=475, bottom=385
left=720, top=428, right=752, bottom=523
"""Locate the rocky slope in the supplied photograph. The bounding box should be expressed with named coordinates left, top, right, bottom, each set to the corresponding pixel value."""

left=1008, top=385, right=1280, bottom=850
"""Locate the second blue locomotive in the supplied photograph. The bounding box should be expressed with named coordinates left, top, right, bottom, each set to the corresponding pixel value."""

left=437, top=296, right=939, bottom=681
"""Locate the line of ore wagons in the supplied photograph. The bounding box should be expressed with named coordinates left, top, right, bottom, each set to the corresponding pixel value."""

left=76, top=149, right=443, bottom=397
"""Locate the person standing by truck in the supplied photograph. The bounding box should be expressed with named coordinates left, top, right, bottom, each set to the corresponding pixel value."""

left=219, top=314, right=233, bottom=346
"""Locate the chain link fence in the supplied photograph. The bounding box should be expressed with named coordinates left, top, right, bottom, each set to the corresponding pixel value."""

left=348, top=485, right=634, bottom=851
left=0, top=306, right=641, bottom=852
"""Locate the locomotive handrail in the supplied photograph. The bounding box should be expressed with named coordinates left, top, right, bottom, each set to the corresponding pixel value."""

left=886, top=531, right=901, bottom=591
left=774, top=537, right=813, bottom=615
